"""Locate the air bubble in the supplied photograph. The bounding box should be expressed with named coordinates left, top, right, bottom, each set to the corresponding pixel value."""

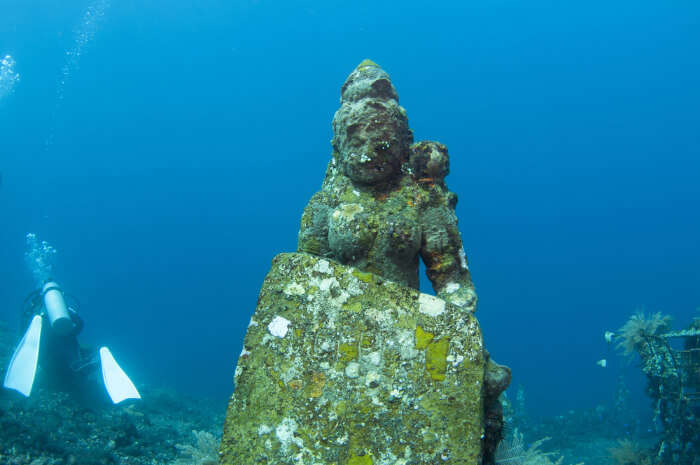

left=0, top=54, right=20, bottom=100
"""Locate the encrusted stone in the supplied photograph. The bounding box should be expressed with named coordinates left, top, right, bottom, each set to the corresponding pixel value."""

left=219, top=253, right=485, bottom=465
left=220, top=60, right=510, bottom=465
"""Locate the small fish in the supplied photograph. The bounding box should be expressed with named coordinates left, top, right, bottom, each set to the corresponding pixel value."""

left=596, top=359, right=607, bottom=368
left=604, top=331, right=615, bottom=343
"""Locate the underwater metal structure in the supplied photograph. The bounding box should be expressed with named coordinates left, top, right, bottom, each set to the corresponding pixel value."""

left=636, top=319, right=700, bottom=464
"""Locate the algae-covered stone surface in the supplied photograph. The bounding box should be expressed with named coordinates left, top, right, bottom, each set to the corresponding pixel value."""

left=219, top=60, right=509, bottom=464
left=219, top=252, right=485, bottom=465
left=297, top=59, right=477, bottom=315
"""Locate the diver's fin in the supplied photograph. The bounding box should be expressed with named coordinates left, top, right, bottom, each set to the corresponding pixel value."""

left=99, top=347, right=141, bottom=403
left=3, top=315, right=42, bottom=396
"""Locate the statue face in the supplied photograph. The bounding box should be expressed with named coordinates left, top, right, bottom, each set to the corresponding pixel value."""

left=340, top=131, right=399, bottom=184
left=334, top=104, right=411, bottom=185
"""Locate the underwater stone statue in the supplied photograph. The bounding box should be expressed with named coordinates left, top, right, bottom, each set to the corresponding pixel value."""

left=219, top=61, right=509, bottom=465
left=298, top=59, right=477, bottom=313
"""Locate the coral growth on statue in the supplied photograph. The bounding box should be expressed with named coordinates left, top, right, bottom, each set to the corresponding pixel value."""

left=219, top=60, right=510, bottom=465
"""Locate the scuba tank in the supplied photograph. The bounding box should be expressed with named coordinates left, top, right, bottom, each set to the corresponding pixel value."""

left=42, top=282, right=74, bottom=336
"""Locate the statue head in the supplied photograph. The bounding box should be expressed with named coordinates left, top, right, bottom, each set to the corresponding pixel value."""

left=331, top=60, right=413, bottom=185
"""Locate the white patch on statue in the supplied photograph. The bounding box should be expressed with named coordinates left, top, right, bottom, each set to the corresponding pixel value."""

left=418, top=293, right=445, bottom=316
left=444, top=282, right=460, bottom=293
left=313, top=258, right=332, bottom=275
left=345, top=362, right=360, bottom=378
left=276, top=418, right=303, bottom=451
left=258, top=424, right=272, bottom=436
left=365, top=370, right=381, bottom=389
left=283, top=282, right=305, bottom=296
left=458, top=246, right=468, bottom=270
left=268, top=316, right=291, bottom=338
left=319, top=277, right=338, bottom=292
left=363, top=351, right=382, bottom=366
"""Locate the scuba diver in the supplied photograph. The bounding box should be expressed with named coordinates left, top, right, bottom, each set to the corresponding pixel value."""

left=3, top=281, right=140, bottom=404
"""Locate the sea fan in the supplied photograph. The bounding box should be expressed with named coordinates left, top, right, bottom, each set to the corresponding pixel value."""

left=172, top=430, right=219, bottom=465
left=607, top=438, right=654, bottom=465
left=616, top=311, right=672, bottom=357
left=494, top=428, right=528, bottom=465
left=494, top=429, right=579, bottom=465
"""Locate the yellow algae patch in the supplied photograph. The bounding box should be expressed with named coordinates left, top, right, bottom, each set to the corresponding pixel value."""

left=309, top=371, right=326, bottom=398
left=426, top=338, right=449, bottom=381
left=415, top=325, right=434, bottom=350
left=332, top=203, right=364, bottom=221
left=348, top=452, right=373, bottom=465
left=352, top=269, right=373, bottom=284
left=288, top=379, right=303, bottom=390
left=357, top=59, right=379, bottom=70
left=343, top=299, right=363, bottom=312
left=339, top=343, right=359, bottom=362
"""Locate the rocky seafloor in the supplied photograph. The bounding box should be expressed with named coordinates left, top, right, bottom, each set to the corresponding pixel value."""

left=0, top=319, right=225, bottom=465
left=0, top=318, right=658, bottom=465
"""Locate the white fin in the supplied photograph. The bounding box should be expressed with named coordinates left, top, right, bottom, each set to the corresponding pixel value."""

left=3, top=315, right=43, bottom=396
left=99, top=347, right=141, bottom=403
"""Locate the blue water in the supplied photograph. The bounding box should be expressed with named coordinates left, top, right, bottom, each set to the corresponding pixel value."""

left=1, top=0, right=699, bottom=419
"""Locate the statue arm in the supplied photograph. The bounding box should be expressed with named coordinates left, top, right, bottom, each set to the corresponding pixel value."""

left=420, top=205, right=477, bottom=312
left=297, top=191, right=333, bottom=258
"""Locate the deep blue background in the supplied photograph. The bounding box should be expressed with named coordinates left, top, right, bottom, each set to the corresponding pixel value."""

left=1, top=0, right=699, bottom=418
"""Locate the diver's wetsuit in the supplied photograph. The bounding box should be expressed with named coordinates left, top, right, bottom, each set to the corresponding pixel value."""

left=21, top=290, right=98, bottom=392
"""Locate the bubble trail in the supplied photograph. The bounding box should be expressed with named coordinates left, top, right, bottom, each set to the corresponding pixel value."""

left=0, top=54, right=20, bottom=100
left=46, top=0, right=111, bottom=148
left=25, top=232, right=58, bottom=287
left=56, top=0, right=111, bottom=103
